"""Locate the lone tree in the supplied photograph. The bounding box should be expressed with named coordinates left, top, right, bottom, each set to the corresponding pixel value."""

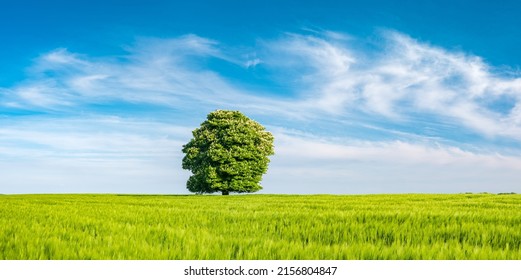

left=182, top=110, right=274, bottom=195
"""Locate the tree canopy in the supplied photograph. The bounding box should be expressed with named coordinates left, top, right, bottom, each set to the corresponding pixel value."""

left=182, top=110, right=274, bottom=195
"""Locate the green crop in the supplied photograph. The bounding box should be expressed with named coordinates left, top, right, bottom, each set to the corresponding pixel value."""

left=0, top=194, right=520, bottom=259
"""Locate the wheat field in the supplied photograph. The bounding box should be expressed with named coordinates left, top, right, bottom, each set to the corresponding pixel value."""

left=0, top=193, right=520, bottom=259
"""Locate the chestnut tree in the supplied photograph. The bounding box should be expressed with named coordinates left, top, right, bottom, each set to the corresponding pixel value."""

left=182, top=110, right=274, bottom=195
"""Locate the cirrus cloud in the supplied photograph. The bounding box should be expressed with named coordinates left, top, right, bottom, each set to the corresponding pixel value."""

left=2, top=29, right=521, bottom=194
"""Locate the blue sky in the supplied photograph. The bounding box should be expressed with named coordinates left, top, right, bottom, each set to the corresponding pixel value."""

left=2, top=0, right=521, bottom=194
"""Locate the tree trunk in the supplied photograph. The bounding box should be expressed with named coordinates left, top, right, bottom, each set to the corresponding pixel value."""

left=222, top=190, right=230, bottom=195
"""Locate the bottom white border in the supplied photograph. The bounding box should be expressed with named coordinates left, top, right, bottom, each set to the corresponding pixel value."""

left=0, top=260, right=519, bottom=280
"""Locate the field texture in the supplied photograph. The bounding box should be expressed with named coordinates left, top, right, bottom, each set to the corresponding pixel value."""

left=0, top=194, right=520, bottom=259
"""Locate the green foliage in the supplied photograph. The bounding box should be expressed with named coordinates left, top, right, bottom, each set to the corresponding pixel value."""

left=182, top=110, right=274, bottom=195
left=1, top=194, right=521, bottom=260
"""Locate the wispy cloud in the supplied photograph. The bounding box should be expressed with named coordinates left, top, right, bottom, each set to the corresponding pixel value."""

left=2, top=29, right=521, bottom=193
left=6, top=30, right=520, bottom=142
left=265, top=129, right=521, bottom=194
left=0, top=117, right=190, bottom=159
left=0, top=117, right=192, bottom=194
left=2, top=36, right=247, bottom=111
left=262, top=31, right=521, bottom=141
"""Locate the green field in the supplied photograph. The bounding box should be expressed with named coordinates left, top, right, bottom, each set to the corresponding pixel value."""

left=0, top=194, right=520, bottom=260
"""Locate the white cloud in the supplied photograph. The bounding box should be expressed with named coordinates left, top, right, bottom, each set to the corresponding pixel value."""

left=15, top=84, right=73, bottom=107
left=40, top=48, right=85, bottom=66
left=265, top=31, right=521, bottom=140
left=263, top=130, right=521, bottom=194
left=245, top=58, right=261, bottom=68
left=3, top=30, right=521, bottom=194
left=7, top=30, right=520, bottom=141
left=0, top=117, right=192, bottom=194
left=0, top=117, right=191, bottom=158
left=2, top=117, right=520, bottom=194
left=273, top=130, right=521, bottom=169
left=69, top=74, right=109, bottom=92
